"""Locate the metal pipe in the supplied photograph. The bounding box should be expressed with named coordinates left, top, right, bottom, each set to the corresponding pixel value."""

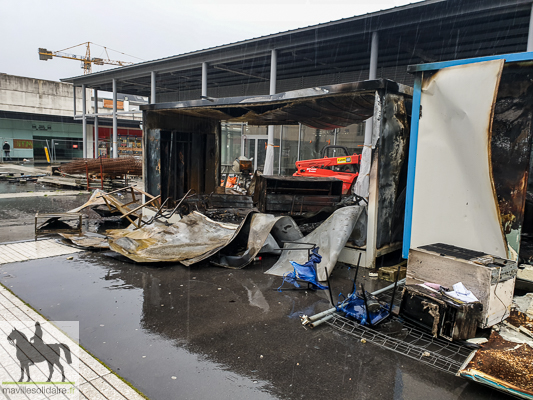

left=371, top=278, right=406, bottom=296
left=82, top=84, right=87, bottom=159
left=201, top=62, right=208, bottom=98
left=112, top=78, right=118, bottom=158
left=151, top=71, right=156, bottom=104
left=309, top=313, right=334, bottom=328
left=369, top=31, right=379, bottom=80
left=526, top=4, right=533, bottom=51
left=94, top=89, right=98, bottom=159
left=307, top=307, right=336, bottom=322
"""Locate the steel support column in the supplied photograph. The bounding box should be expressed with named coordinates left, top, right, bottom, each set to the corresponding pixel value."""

left=82, top=84, right=87, bottom=159
left=73, top=85, right=77, bottom=116
left=112, top=79, right=118, bottom=158
left=151, top=71, right=156, bottom=104
left=528, top=3, right=533, bottom=51
left=369, top=31, right=379, bottom=80
left=264, top=49, right=277, bottom=175
left=201, top=62, right=208, bottom=98
left=297, top=123, right=302, bottom=161
left=94, top=89, right=99, bottom=159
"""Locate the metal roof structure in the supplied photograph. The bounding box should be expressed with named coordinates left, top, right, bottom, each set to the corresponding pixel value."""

left=141, top=79, right=412, bottom=129
left=62, top=0, right=533, bottom=102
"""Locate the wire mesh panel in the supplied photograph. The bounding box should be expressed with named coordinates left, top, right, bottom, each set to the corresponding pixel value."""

left=327, top=314, right=474, bottom=375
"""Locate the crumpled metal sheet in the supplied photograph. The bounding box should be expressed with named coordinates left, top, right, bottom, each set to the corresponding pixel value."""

left=59, top=232, right=110, bottom=249
left=108, top=211, right=240, bottom=264
left=213, top=213, right=302, bottom=269
left=265, top=206, right=366, bottom=281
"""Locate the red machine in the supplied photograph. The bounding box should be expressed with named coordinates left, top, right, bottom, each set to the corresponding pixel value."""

left=293, top=146, right=361, bottom=194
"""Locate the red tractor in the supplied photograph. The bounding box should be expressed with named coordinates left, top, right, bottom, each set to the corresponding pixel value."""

left=293, top=146, right=361, bottom=194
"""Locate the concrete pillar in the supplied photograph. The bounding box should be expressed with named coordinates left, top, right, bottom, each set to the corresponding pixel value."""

left=82, top=84, right=87, bottom=158
left=526, top=4, right=533, bottom=51
left=202, top=62, right=208, bottom=97
left=264, top=49, right=277, bottom=175
left=151, top=71, right=156, bottom=104
left=112, top=79, right=118, bottom=158
left=94, top=89, right=99, bottom=158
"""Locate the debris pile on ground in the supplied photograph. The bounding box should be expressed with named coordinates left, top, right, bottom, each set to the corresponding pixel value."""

left=59, top=157, right=142, bottom=176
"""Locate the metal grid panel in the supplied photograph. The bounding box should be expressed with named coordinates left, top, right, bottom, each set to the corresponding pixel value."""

left=327, top=314, right=474, bottom=375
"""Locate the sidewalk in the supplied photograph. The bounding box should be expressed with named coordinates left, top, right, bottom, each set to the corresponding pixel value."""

left=0, top=285, right=146, bottom=400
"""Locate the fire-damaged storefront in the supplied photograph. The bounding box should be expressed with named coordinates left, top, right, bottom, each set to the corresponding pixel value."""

left=141, top=79, right=412, bottom=269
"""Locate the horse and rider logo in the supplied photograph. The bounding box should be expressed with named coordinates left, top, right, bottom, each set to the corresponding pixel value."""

left=7, top=322, right=73, bottom=383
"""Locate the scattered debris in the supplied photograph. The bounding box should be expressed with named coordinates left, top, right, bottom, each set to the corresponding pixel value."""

left=278, top=247, right=328, bottom=291
left=35, top=212, right=84, bottom=236
left=266, top=206, right=365, bottom=281
left=460, top=325, right=533, bottom=398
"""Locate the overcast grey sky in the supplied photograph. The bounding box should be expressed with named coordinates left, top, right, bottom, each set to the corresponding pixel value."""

left=1, top=0, right=418, bottom=82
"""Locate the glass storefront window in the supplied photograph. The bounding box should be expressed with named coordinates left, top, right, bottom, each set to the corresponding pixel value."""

left=220, top=121, right=365, bottom=176
left=221, top=123, right=243, bottom=167
left=298, top=123, right=365, bottom=162
left=335, top=123, right=365, bottom=155
left=279, top=125, right=299, bottom=175
left=33, top=136, right=83, bottom=162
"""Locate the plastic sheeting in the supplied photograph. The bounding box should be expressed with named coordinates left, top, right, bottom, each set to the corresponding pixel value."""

left=266, top=205, right=366, bottom=281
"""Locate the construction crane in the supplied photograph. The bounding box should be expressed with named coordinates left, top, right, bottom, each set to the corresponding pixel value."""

left=38, top=42, right=139, bottom=74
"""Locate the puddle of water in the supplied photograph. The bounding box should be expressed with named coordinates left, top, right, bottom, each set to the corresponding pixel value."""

left=0, top=180, right=59, bottom=194
left=0, top=253, right=503, bottom=400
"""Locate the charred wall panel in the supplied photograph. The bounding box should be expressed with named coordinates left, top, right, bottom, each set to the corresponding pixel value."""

left=204, top=124, right=219, bottom=194
left=145, top=128, right=161, bottom=197
left=143, top=110, right=220, bottom=200
left=491, top=64, right=533, bottom=257
left=159, top=130, right=172, bottom=201
left=376, top=93, right=410, bottom=248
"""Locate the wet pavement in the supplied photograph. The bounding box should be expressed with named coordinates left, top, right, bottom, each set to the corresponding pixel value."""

left=0, top=191, right=515, bottom=400
left=0, top=193, right=91, bottom=243
left=0, top=181, right=59, bottom=194
left=0, top=253, right=513, bottom=400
